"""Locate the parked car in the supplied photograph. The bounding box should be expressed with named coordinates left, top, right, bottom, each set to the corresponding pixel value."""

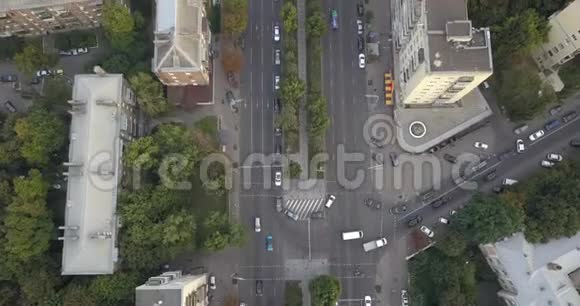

left=274, top=171, right=282, bottom=186
left=474, top=142, right=488, bottom=150
left=513, top=124, right=528, bottom=135
left=274, top=75, right=280, bottom=90
left=36, top=69, right=50, bottom=77
left=310, top=211, right=324, bottom=219
left=516, top=139, right=525, bottom=153
left=438, top=217, right=449, bottom=224
left=546, top=153, right=562, bottom=162
left=389, top=204, right=407, bottom=214
left=421, top=188, right=435, bottom=202
left=420, top=225, right=434, bottom=238
left=357, top=36, right=365, bottom=52
left=254, top=217, right=261, bottom=232
left=0, top=74, right=17, bottom=82
left=274, top=98, right=281, bottom=113
left=549, top=105, right=563, bottom=116
left=265, top=235, right=273, bottom=251
left=528, top=129, right=545, bottom=141
left=443, top=153, right=457, bottom=164
left=273, top=25, right=280, bottom=42
left=407, top=215, right=423, bottom=227
left=541, top=160, right=555, bottom=168
left=209, top=275, right=216, bottom=289
left=544, top=119, right=561, bottom=131
left=358, top=53, right=366, bottom=69
left=29, top=77, right=41, bottom=85
left=570, top=139, right=580, bottom=147
left=256, top=280, right=263, bottom=296
left=77, top=47, right=88, bottom=54
left=226, top=90, right=235, bottom=105
left=364, top=198, right=383, bottom=210
left=284, top=209, right=299, bottom=221
left=562, top=111, right=578, bottom=123
left=356, top=19, right=364, bottom=35
left=484, top=170, right=497, bottom=182
left=274, top=49, right=281, bottom=65
left=325, top=194, right=336, bottom=208
left=364, top=296, right=372, bottom=306
left=356, top=3, right=364, bottom=16
left=275, top=196, right=283, bottom=212
left=430, top=196, right=450, bottom=208
left=401, top=290, right=409, bottom=306
left=4, top=101, right=16, bottom=113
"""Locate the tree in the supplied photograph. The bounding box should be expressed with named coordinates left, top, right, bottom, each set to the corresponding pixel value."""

left=123, top=136, right=160, bottom=170
left=152, top=123, right=200, bottom=183
left=36, top=78, right=72, bottom=113
left=14, top=109, right=66, bottom=166
left=14, top=45, right=54, bottom=76
left=62, top=283, right=97, bottom=306
left=307, top=94, right=330, bottom=138
left=280, top=77, right=306, bottom=104
left=90, top=272, right=141, bottom=306
left=289, top=161, right=301, bottom=179
left=309, top=275, right=340, bottom=306
left=223, top=0, right=248, bottom=35
left=452, top=193, right=524, bottom=244
left=101, top=3, right=135, bottom=51
left=17, top=264, right=60, bottom=306
left=221, top=42, right=244, bottom=73
left=202, top=211, right=246, bottom=251
left=306, top=11, right=327, bottom=39
left=101, top=53, right=132, bottom=74
left=280, top=2, right=298, bottom=33
left=129, top=72, right=170, bottom=117
left=435, top=229, right=468, bottom=257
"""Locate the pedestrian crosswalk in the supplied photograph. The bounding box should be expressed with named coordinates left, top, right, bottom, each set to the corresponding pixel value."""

left=284, top=198, right=325, bottom=220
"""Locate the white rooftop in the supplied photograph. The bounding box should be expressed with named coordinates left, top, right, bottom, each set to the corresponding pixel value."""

left=491, top=232, right=580, bottom=306
left=61, top=74, right=126, bottom=275
left=0, top=0, right=101, bottom=12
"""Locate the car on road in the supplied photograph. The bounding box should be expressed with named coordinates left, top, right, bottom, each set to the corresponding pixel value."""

left=474, top=142, right=488, bottom=150
left=325, top=194, right=336, bottom=208
left=401, top=290, right=409, bottom=306
left=513, top=124, right=529, bottom=135
left=357, top=36, right=365, bottom=52
left=420, top=225, right=434, bottom=238
left=310, top=211, right=324, bottom=219
left=407, top=215, right=423, bottom=227
left=274, top=49, right=281, bottom=65
left=356, top=3, right=364, bottom=16
left=516, top=139, right=525, bottom=153
left=274, top=75, right=280, bottom=90
left=541, top=160, right=555, bottom=168
left=384, top=73, right=394, bottom=105
left=528, top=129, right=545, bottom=141
left=274, top=171, right=282, bottom=186
left=284, top=209, right=299, bottom=221
left=356, top=19, right=364, bottom=35
left=502, top=178, right=518, bottom=186
left=276, top=197, right=283, bottom=212
left=364, top=295, right=372, bottom=306
left=371, top=152, right=383, bottom=164
left=36, top=69, right=50, bottom=77
left=443, top=153, right=457, bottom=164
left=274, top=98, right=281, bottom=113
left=450, top=209, right=457, bottom=216
left=438, top=217, right=449, bottom=224
left=544, top=119, right=561, bottom=131
left=364, top=198, right=383, bottom=210
left=389, top=203, right=407, bottom=214
left=273, top=25, right=280, bottom=42
left=430, top=196, right=450, bottom=208
left=265, top=234, right=273, bottom=251
left=549, top=105, right=563, bottom=116
left=342, top=230, right=364, bottom=240
left=484, top=170, right=497, bottom=182
left=571, top=139, right=580, bottom=147
left=256, top=280, right=263, bottom=296
left=4, top=101, right=16, bottom=113
left=330, top=9, right=338, bottom=30
left=275, top=144, right=282, bottom=155
left=275, top=127, right=282, bottom=136
left=389, top=152, right=399, bottom=167
left=562, top=111, right=577, bottom=123
left=358, top=53, right=366, bottom=69
left=0, top=74, right=17, bottom=82
left=547, top=153, right=562, bottom=162
left=254, top=217, right=261, bottom=232
left=209, top=275, right=216, bottom=289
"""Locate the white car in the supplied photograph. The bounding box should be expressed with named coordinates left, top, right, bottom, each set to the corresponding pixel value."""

left=516, top=139, right=525, bottom=153
left=541, top=160, right=555, bottom=168
left=547, top=153, right=562, bottom=162
left=528, top=129, right=545, bottom=141
left=209, top=275, right=216, bottom=289
left=274, top=171, right=282, bottom=186
left=364, top=295, right=372, bottom=306
left=356, top=19, right=364, bottom=35
left=474, top=142, right=488, bottom=150
left=77, top=47, right=88, bottom=54
left=420, top=225, right=434, bottom=238
left=274, top=75, right=280, bottom=90
left=36, top=69, right=50, bottom=77
left=273, top=25, right=280, bottom=42
left=358, top=53, right=366, bottom=69
left=401, top=290, right=409, bottom=306
left=254, top=217, right=261, bottom=232
left=274, top=49, right=281, bottom=65
left=438, top=217, right=449, bottom=224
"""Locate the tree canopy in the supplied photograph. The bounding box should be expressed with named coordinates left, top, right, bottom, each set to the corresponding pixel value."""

left=222, top=0, right=248, bottom=36
left=309, top=275, right=341, bottom=306
left=14, top=45, right=57, bottom=76
left=101, top=3, right=135, bottom=51
left=281, top=2, right=298, bottom=33
left=201, top=211, right=246, bottom=251
left=14, top=109, right=66, bottom=166
left=129, top=72, right=170, bottom=117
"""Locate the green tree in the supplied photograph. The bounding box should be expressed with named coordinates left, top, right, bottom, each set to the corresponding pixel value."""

left=223, top=0, right=248, bottom=35
left=280, top=2, right=298, bottom=33
left=36, top=78, right=72, bottom=113
left=307, top=94, right=330, bottom=138
left=289, top=161, right=302, bottom=179
left=17, top=264, right=60, bottom=306
left=280, top=77, right=306, bottom=104
left=90, top=272, right=141, bottom=306
left=124, top=136, right=160, bottom=170
left=62, top=283, right=97, bottom=306
left=14, top=45, right=54, bottom=76
left=101, top=53, right=132, bottom=74
left=101, top=3, right=135, bottom=51
left=435, top=229, right=468, bottom=257
left=452, top=193, right=524, bottom=244
left=309, top=275, right=341, bottom=306
left=14, top=109, right=66, bottom=166
left=152, top=123, right=200, bottom=183
left=129, top=72, right=170, bottom=117
left=202, top=211, right=246, bottom=251
left=306, top=11, right=327, bottom=39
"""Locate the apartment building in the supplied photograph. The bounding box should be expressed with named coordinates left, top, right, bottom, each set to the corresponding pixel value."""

left=533, top=0, right=580, bottom=73
left=60, top=72, right=138, bottom=275
left=480, top=232, right=580, bottom=306
left=392, top=0, right=493, bottom=107
left=135, top=271, right=209, bottom=306
left=0, top=0, right=102, bottom=37
left=152, top=0, right=211, bottom=86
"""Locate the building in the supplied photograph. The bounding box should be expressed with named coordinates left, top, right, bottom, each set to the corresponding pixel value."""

left=480, top=232, right=580, bottom=306
left=152, top=0, right=211, bottom=87
left=0, top=0, right=102, bottom=37
left=392, top=0, right=493, bottom=107
left=59, top=72, right=138, bottom=275
left=135, top=271, right=209, bottom=306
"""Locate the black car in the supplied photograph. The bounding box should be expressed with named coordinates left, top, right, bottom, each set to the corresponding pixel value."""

left=544, top=119, right=561, bottom=131
left=356, top=3, right=364, bottom=16
left=357, top=36, right=365, bottom=52
left=562, top=111, right=577, bottom=123
left=430, top=196, right=450, bottom=208
left=275, top=196, right=283, bottom=212
left=484, top=170, right=497, bottom=182
left=390, top=204, right=407, bottom=215
left=407, top=215, right=423, bottom=227
left=549, top=105, right=563, bottom=116
left=256, top=280, right=263, bottom=296
left=443, top=153, right=457, bottom=164
left=310, top=211, right=324, bottom=219
left=275, top=144, right=282, bottom=154
left=275, top=127, right=282, bottom=136
left=0, top=74, right=17, bottom=82
left=364, top=198, right=382, bottom=210
left=274, top=98, right=281, bottom=113
left=571, top=139, right=580, bottom=147
left=29, top=77, right=41, bottom=85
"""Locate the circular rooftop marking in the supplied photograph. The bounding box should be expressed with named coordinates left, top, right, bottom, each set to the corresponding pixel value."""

left=409, top=121, right=427, bottom=139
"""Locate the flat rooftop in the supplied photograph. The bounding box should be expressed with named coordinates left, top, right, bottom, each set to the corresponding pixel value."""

left=61, top=74, right=125, bottom=275
left=0, top=0, right=101, bottom=12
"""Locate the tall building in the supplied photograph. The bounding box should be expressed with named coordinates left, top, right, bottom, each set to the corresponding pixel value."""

left=152, top=0, right=211, bottom=86
left=533, top=0, right=580, bottom=73
left=392, top=0, right=493, bottom=107
left=135, top=271, right=209, bottom=306
left=60, top=72, right=138, bottom=275
left=0, top=0, right=102, bottom=37
left=480, top=232, right=580, bottom=306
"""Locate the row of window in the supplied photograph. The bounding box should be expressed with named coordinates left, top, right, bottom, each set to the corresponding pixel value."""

left=537, top=29, right=580, bottom=64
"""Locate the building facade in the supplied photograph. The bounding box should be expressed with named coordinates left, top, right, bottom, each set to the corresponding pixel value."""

left=533, top=0, right=580, bottom=72
left=60, top=72, right=138, bottom=275
left=135, top=271, right=209, bottom=306
left=152, top=0, right=211, bottom=86
left=392, top=0, right=493, bottom=107
left=0, top=0, right=102, bottom=37
left=480, top=232, right=580, bottom=306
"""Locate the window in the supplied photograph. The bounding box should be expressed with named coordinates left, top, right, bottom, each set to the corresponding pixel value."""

left=573, top=34, right=577, bottom=41
left=457, top=76, right=474, bottom=83
left=548, top=50, right=553, bottom=56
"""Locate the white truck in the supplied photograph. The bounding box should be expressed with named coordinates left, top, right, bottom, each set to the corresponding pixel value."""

left=363, top=238, right=387, bottom=252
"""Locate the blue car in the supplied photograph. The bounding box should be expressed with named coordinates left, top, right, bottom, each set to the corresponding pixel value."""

left=266, top=234, right=273, bottom=252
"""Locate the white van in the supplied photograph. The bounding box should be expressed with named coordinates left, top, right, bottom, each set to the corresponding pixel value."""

left=325, top=194, right=336, bottom=208
left=502, top=178, right=518, bottom=186
left=342, top=230, right=364, bottom=241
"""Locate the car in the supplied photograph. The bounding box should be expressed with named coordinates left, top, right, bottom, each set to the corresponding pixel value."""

left=513, top=124, right=529, bottom=135
left=274, top=171, right=282, bottom=186
left=77, top=47, right=88, bottom=54
left=330, top=9, right=338, bottom=29
left=371, top=152, right=383, bottom=164
left=59, top=50, right=73, bottom=56
left=275, top=144, right=282, bottom=155
left=438, top=217, right=449, bottom=224
left=571, top=139, right=580, bottom=147
left=274, top=75, right=280, bottom=90
left=389, top=152, right=399, bottom=167
left=275, top=127, right=282, bottom=136
left=4, top=101, right=16, bottom=113
left=284, top=209, right=299, bottom=221
left=358, top=53, right=366, bottom=69
left=357, top=36, right=365, bottom=52
left=562, top=111, right=578, bottom=123
left=529, top=129, right=545, bottom=141
left=0, top=74, right=17, bottom=82
left=484, top=170, right=497, bottom=182
left=240, top=303, right=246, bottom=306
left=420, top=225, right=434, bottom=238
left=430, top=196, right=450, bottom=208
left=325, top=194, right=336, bottom=208
left=254, top=217, right=261, bottom=232
left=407, top=215, right=423, bottom=227
left=541, top=160, right=555, bottom=168
left=256, top=280, right=263, bottom=296
left=36, top=69, right=50, bottom=77
left=274, top=49, right=281, bottom=65
left=544, top=119, right=561, bottom=131
left=364, top=198, right=383, bottom=210
left=29, top=77, right=41, bottom=85
left=549, top=105, right=563, bottom=116
left=52, top=68, right=64, bottom=75
left=443, top=153, right=457, bottom=164
left=364, top=296, right=371, bottom=306
left=450, top=209, right=457, bottom=216
left=276, top=196, right=283, bottom=212
left=547, top=153, right=562, bottom=162
left=273, top=25, right=280, bottom=42
left=474, top=142, right=488, bottom=150
left=310, top=211, right=324, bottom=219
left=389, top=203, right=407, bottom=214
left=274, top=98, right=281, bottom=113
left=356, top=3, right=364, bottom=16
left=401, top=290, right=409, bottom=306
left=356, top=19, right=364, bottom=35
left=209, top=275, right=216, bottom=289
left=265, top=234, right=273, bottom=251
left=516, top=139, right=525, bottom=153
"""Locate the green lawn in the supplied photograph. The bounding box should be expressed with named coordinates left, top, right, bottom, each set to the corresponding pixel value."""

left=193, top=116, right=219, bottom=152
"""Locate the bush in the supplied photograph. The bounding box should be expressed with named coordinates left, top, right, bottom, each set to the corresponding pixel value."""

left=309, top=275, right=340, bottom=306
left=289, top=161, right=302, bottom=179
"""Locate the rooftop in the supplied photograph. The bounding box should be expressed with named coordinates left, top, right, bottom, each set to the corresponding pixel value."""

left=135, top=271, right=208, bottom=306
left=0, top=0, right=101, bottom=12
left=61, top=74, right=126, bottom=275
